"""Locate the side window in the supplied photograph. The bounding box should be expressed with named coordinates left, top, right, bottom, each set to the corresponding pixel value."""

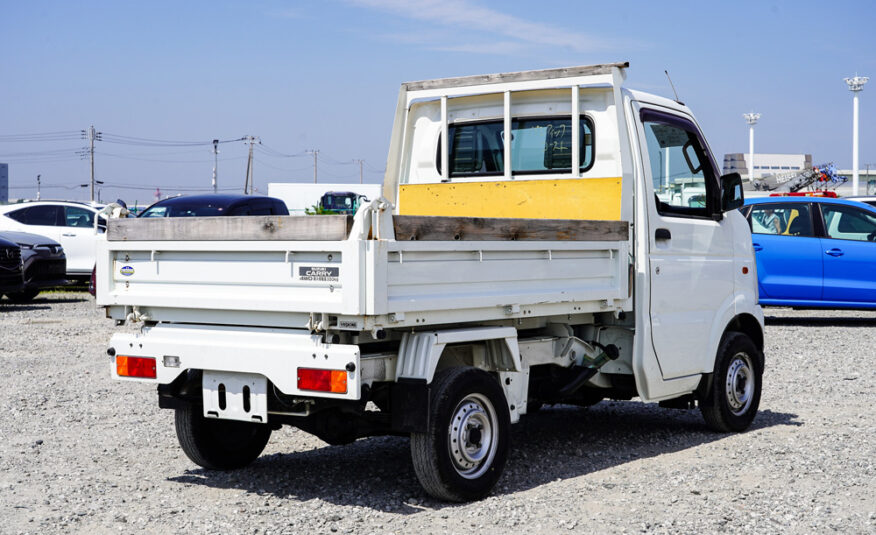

left=641, top=111, right=718, bottom=217
left=6, top=207, right=29, bottom=223
left=437, top=116, right=594, bottom=177
left=821, top=204, right=876, bottom=241
left=20, top=205, right=62, bottom=226
left=64, top=206, right=96, bottom=227
left=749, top=203, right=814, bottom=236
left=140, top=206, right=168, bottom=218
left=228, top=205, right=252, bottom=216
left=249, top=201, right=273, bottom=216
left=272, top=201, right=289, bottom=215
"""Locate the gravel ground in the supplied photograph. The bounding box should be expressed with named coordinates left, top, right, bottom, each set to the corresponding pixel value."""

left=1, top=293, right=874, bottom=534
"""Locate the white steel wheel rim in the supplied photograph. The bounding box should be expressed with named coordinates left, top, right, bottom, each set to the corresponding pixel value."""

left=725, top=352, right=755, bottom=416
left=447, top=393, right=499, bottom=480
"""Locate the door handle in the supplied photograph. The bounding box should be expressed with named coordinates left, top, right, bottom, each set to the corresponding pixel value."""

left=655, top=228, right=671, bottom=241
left=61, top=233, right=76, bottom=237
left=825, top=248, right=844, bottom=257
left=752, top=243, right=763, bottom=252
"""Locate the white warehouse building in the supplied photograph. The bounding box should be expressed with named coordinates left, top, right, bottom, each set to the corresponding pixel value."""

left=723, top=153, right=812, bottom=179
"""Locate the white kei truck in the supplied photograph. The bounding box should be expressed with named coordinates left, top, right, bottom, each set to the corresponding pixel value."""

left=98, top=62, right=764, bottom=502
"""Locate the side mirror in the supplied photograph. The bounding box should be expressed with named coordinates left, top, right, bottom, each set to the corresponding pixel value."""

left=721, top=172, right=744, bottom=211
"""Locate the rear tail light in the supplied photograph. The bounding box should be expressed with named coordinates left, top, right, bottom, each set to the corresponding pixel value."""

left=297, top=368, right=347, bottom=394
left=117, top=356, right=157, bottom=379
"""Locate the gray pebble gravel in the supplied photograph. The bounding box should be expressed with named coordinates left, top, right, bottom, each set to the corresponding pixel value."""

left=1, top=293, right=874, bottom=534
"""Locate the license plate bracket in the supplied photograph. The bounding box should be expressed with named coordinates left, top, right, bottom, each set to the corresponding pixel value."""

left=202, top=371, right=268, bottom=423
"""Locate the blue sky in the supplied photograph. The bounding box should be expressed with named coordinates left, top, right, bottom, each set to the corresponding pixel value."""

left=1, top=0, right=874, bottom=204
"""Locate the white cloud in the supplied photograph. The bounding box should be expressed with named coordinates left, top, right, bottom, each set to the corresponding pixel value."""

left=434, top=41, right=529, bottom=55
left=347, top=0, right=612, bottom=54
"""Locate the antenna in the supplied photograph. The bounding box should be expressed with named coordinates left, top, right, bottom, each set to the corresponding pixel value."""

left=664, top=70, right=683, bottom=104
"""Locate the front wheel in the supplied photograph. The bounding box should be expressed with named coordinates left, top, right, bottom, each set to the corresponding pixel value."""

left=411, top=367, right=510, bottom=502
left=174, top=404, right=272, bottom=470
left=699, top=332, right=763, bottom=432
left=6, top=289, right=39, bottom=303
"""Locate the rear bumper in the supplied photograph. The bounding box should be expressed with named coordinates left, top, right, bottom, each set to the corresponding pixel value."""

left=109, top=324, right=362, bottom=400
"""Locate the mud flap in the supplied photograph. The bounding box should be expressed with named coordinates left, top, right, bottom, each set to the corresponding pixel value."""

left=390, top=378, right=429, bottom=433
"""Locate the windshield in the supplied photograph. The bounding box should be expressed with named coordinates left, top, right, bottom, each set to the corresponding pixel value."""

left=140, top=203, right=227, bottom=218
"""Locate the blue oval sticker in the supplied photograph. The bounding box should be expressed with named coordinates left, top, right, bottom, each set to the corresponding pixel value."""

left=120, top=265, right=135, bottom=276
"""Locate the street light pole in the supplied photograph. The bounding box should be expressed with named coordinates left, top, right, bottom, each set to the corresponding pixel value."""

left=743, top=113, right=761, bottom=182
left=845, top=75, right=869, bottom=195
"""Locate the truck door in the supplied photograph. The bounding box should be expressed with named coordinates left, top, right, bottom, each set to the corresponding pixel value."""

left=634, top=106, right=736, bottom=379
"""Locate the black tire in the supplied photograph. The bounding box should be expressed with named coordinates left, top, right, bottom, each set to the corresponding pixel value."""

left=6, top=289, right=39, bottom=304
left=174, top=404, right=272, bottom=470
left=410, top=367, right=510, bottom=502
left=699, top=332, right=763, bottom=432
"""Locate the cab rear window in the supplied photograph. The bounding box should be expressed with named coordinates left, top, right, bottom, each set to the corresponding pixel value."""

left=437, top=116, right=594, bottom=177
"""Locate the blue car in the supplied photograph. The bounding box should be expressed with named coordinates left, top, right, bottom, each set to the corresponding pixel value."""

left=742, top=196, right=876, bottom=309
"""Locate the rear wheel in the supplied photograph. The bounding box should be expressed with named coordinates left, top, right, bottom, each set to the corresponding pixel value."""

left=174, top=404, right=272, bottom=470
left=699, top=332, right=763, bottom=432
left=411, top=367, right=510, bottom=502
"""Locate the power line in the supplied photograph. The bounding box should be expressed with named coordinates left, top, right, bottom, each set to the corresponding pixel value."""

left=0, top=131, right=82, bottom=142
left=97, top=151, right=247, bottom=164
left=256, top=144, right=307, bottom=158
left=100, top=133, right=245, bottom=147
left=251, top=157, right=313, bottom=173
left=0, top=147, right=83, bottom=158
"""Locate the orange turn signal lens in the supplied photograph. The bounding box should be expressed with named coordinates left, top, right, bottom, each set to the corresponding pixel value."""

left=297, top=368, right=347, bottom=394
left=116, top=356, right=157, bottom=379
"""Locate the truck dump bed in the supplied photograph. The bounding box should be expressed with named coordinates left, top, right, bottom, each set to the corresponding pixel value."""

left=97, top=207, right=631, bottom=330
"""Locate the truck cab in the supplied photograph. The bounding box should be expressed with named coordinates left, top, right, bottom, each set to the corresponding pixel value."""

left=98, top=62, right=762, bottom=502
left=318, top=191, right=369, bottom=214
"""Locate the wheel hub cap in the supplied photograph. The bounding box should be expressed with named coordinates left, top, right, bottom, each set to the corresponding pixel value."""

left=725, top=353, right=754, bottom=416
left=447, top=394, right=498, bottom=479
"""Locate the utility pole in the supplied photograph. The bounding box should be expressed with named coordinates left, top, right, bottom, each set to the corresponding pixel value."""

left=743, top=113, right=761, bottom=183
left=845, top=75, right=868, bottom=195
left=307, top=149, right=319, bottom=183
left=36, top=174, right=41, bottom=201
left=354, top=159, right=364, bottom=184
left=84, top=125, right=102, bottom=202
left=212, top=139, right=219, bottom=194
left=243, top=135, right=260, bottom=194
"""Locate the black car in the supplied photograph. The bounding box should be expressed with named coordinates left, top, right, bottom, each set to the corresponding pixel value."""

left=0, top=236, right=24, bottom=300
left=0, top=231, right=67, bottom=303
left=138, top=194, right=289, bottom=218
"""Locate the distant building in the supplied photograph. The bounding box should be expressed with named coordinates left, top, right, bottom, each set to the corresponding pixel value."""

left=836, top=169, right=876, bottom=195
left=723, top=153, right=812, bottom=179
left=0, top=164, right=7, bottom=204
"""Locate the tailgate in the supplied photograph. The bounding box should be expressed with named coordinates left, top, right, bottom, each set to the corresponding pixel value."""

left=97, top=215, right=365, bottom=315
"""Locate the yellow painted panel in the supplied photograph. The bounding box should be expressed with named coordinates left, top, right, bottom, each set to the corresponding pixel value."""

left=398, top=177, right=622, bottom=220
